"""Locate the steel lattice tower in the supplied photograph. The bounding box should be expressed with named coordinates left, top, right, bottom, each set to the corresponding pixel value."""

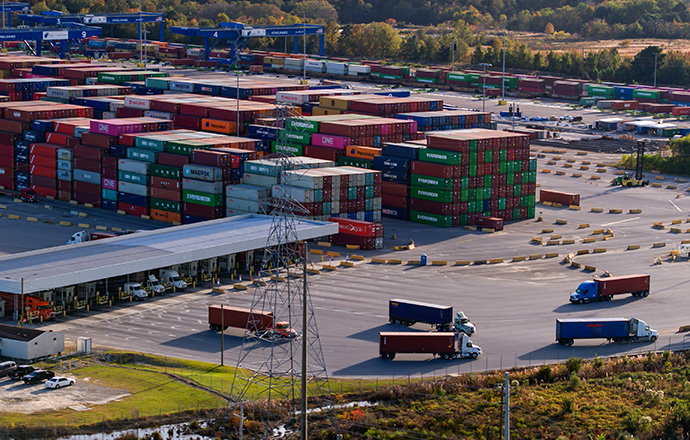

left=230, top=105, right=335, bottom=439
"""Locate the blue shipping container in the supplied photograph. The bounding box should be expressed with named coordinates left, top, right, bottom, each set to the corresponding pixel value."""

left=556, top=318, right=630, bottom=341
left=373, top=155, right=411, bottom=172
left=389, top=299, right=453, bottom=327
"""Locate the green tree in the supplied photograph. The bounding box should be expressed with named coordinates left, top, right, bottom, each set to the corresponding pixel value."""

left=630, top=45, right=664, bottom=84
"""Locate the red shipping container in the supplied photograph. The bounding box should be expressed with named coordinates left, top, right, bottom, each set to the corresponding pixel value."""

left=30, top=165, right=56, bottom=179
left=179, top=103, right=210, bottom=117
left=81, top=132, right=116, bottom=149
left=409, top=198, right=454, bottom=216
left=0, top=177, right=13, bottom=189
left=29, top=153, right=56, bottom=167
left=0, top=119, right=29, bottom=134
left=182, top=202, right=223, bottom=218
left=672, top=107, right=690, bottom=116
left=45, top=132, right=72, bottom=146
left=15, top=162, right=29, bottom=174
left=476, top=216, right=504, bottom=231
left=0, top=167, right=14, bottom=179
left=117, top=107, right=145, bottom=118
left=74, top=144, right=108, bottom=158
left=118, top=202, right=148, bottom=216
left=30, top=143, right=61, bottom=158
left=173, top=114, right=201, bottom=130
left=410, top=161, right=457, bottom=179
left=102, top=166, right=117, bottom=180
left=150, top=186, right=181, bottom=201
left=31, top=175, right=56, bottom=189
left=191, top=149, right=239, bottom=168
left=0, top=155, right=12, bottom=167
left=150, top=176, right=182, bottom=190
left=539, top=189, right=580, bottom=206
left=72, top=180, right=101, bottom=196
left=304, top=145, right=342, bottom=162
left=57, top=180, right=71, bottom=192
left=328, top=217, right=377, bottom=237
left=31, top=185, right=56, bottom=198
left=73, top=158, right=101, bottom=173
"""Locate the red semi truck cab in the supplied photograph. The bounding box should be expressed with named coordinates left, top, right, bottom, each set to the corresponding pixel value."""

left=0, top=292, right=55, bottom=321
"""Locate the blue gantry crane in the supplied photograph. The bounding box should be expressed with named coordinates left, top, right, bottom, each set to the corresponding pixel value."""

left=0, top=2, right=29, bottom=27
left=19, top=11, right=165, bottom=42
left=170, top=22, right=325, bottom=64
left=0, top=25, right=102, bottom=57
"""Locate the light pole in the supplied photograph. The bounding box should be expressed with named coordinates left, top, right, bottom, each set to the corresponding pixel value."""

left=501, top=29, right=506, bottom=104
left=479, top=62, right=492, bottom=113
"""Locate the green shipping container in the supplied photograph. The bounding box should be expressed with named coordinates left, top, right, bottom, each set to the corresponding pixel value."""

left=410, top=210, right=453, bottom=227
left=365, top=186, right=375, bottom=198
left=460, top=177, right=469, bottom=189
left=506, top=173, right=514, bottom=185
left=513, top=208, right=521, bottom=219
left=126, top=148, right=157, bottom=163
left=348, top=186, right=358, bottom=200
left=580, top=97, right=597, bottom=106
left=411, top=187, right=454, bottom=203
left=485, top=150, right=492, bottom=163
left=281, top=130, right=311, bottom=145
left=415, top=77, right=439, bottom=84
left=419, top=148, right=462, bottom=165
left=166, top=140, right=212, bottom=156
left=483, top=175, right=492, bottom=187
left=182, top=190, right=223, bottom=207
left=135, top=136, right=168, bottom=151
left=150, top=198, right=181, bottom=213
left=459, top=190, right=469, bottom=202
left=145, top=77, right=170, bottom=90
left=585, top=84, right=614, bottom=99
left=498, top=198, right=506, bottom=210
left=102, top=188, right=117, bottom=200
left=483, top=187, right=491, bottom=199
left=149, top=164, right=181, bottom=179
left=118, top=170, right=147, bottom=185
left=503, top=76, right=518, bottom=89
left=411, top=174, right=453, bottom=190
left=513, top=185, right=521, bottom=196
left=529, top=159, right=537, bottom=171
left=287, top=118, right=320, bottom=133
left=632, top=89, right=661, bottom=100
left=499, top=149, right=508, bottom=162
left=272, top=142, right=304, bottom=156
left=527, top=206, right=536, bottom=218
left=446, top=72, right=468, bottom=82
left=527, top=194, right=535, bottom=206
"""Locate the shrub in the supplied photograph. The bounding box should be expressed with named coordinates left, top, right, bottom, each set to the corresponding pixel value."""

left=535, top=365, right=553, bottom=383
left=561, top=396, right=574, bottom=413
left=565, top=357, right=583, bottom=374
left=593, top=356, right=604, bottom=369
left=567, top=372, right=581, bottom=391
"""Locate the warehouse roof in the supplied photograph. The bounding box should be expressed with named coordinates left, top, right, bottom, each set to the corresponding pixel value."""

left=0, top=214, right=338, bottom=294
left=0, top=323, right=45, bottom=342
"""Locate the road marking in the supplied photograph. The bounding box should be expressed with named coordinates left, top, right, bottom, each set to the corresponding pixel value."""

left=669, top=199, right=683, bottom=212
left=602, top=217, right=640, bottom=226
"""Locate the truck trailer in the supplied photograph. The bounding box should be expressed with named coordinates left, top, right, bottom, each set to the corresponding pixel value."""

left=569, top=274, right=650, bottom=304
left=379, top=332, right=482, bottom=360
left=556, top=318, right=658, bottom=346
left=208, top=305, right=296, bottom=339
left=388, top=299, right=475, bottom=335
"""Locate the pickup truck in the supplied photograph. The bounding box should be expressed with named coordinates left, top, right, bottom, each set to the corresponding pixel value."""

left=23, top=369, right=54, bottom=384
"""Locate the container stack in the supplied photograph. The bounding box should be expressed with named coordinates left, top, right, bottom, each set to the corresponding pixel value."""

left=517, top=78, right=545, bottom=96
left=73, top=143, right=106, bottom=206
left=29, top=143, right=60, bottom=198
left=396, top=110, right=491, bottom=131
left=374, top=142, right=426, bottom=220
left=225, top=184, right=271, bottom=217
left=0, top=135, right=12, bottom=189
left=317, top=94, right=442, bottom=117
left=181, top=164, right=225, bottom=223
left=551, top=81, right=582, bottom=100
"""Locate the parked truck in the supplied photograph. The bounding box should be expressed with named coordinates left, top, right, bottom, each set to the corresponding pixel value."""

left=379, top=332, right=482, bottom=360
left=67, top=230, right=117, bottom=245
left=122, top=282, right=148, bottom=301
left=0, top=187, right=38, bottom=202
left=556, top=318, right=658, bottom=346
left=0, top=292, right=55, bottom=321
left=388, top=299, right=475, bottom=335
left=145, top=275, right=165, bottom=295
left=569, top=274, right=650, bottom=304
left=208, top=305, right=297, bottom=339
left=160, top=269, right=187, bottom=291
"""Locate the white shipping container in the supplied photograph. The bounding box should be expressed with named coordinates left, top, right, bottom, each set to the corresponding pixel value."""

left=57, top=170, right=72, bottom=181
left=57, top=159, right=72, bottom=171
left=326, top=63, right=347, bottom=75
left=124, top=96, right=152, bottom=110
left=182, top=178, right=224, bottom=194
left=225, top=208, right=255, bottom=218
left=225, top=183, right=271, bottom=201
left=102, top=111, right=117, bottom=119
left=281, top=170, right=323, bottom=190
left=242, top=173, right=279, bottom=187
left=276, top=91, right=308, bottom=105
left=348, top=64, right=371, bottom=76
left=56, top=148, right=72, bottom=161
left=183, top=164, right=223, bottom=182
left=225, top=197, right=264, bottom=212
left=144, top=110, right=174, bottom=120
left=272, top=185, right=314, bottom=203
left=169, top=81, right=195, bottom=93
left=117, top=181, right=148, bottom=197
left=300, top=169, right=340, bottom=188
left=118, top=158, right=150, bottom=175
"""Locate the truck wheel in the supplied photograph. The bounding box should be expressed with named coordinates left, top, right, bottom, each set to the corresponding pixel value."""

left=643, top=291, right=649, bottom=298
left=567, top=339, right=574, bottom=346
left=578, top=299, right=585, bottom=304
left=209, top=325, right=216, bottom=331
left=451, top=353, right=458, bottom=360
left=650, top=335, right=658, bottom=342
left=605, top=296, right=612, bottom=301
left=471, top=352, right=478, bottom=359
left=442, top=353, right=450, bottom=360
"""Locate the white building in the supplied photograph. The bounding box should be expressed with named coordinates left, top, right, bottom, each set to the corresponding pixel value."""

left=0, top=324, right=64, bottom=361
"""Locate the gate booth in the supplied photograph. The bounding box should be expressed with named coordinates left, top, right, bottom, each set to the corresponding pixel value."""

left=198, top=258, right=218, bottom=282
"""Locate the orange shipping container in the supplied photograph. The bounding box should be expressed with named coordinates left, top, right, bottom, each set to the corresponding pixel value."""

left=201, top=118, right=237, bottom=135
left=346, top=145, right=381, bottom=160
left=150, top=209, right=181, bottom=224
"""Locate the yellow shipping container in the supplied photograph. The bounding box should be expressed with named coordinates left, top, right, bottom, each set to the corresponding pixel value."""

left=318, top=96, right=352, bottom=110
left=312, top=107, right=342, bottom=116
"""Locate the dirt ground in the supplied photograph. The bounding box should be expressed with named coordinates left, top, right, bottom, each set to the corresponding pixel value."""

left=0, top=375, right=129, bottom=414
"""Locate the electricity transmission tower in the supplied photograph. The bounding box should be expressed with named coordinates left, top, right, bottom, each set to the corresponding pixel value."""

left=230, top=105, right=335, bottom=439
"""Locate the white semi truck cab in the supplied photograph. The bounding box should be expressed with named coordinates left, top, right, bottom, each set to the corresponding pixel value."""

left=454, top=311, right=476, bottom=335
left=160, top=270, right=187, bottom=290
left=123, top=282, right=148, bottom=301
left=146, top=275, right=166, bottom=294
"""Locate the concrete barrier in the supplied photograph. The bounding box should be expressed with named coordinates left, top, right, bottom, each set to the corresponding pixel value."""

left=59, top=220, right=71, bottom=226
left=579, top=165, right=590, bottom=170
left=307, top=269, right=321, bottom=275
left=96, top=225, right=108, bottom=231
left=351, top=255, right=365, bottom=261
left=652, top=222, right=665, bottom=229
left=541, top=169, right=552, bottom=173
left=116, top=210, right=127, bottom=215
left=576, top=151, right=587, bottom=155
left=553, top=156, right=562, bottom=160
left=340, top=261, right=355, bottom=267
left=318, top=241, right=332, bottom=247
left=571, top=262, right=582, bottom=268
left=78, top=212, right=88, bottom=218
left=671, top=228, right=683, bottom=234
left=512, top=256, right=527, bottom=262
left=78, top=223, right=90, bottom=229
left=578, top=223, right=590, bottom=229
left=583, top=237, right=596, bottom=243
left=321, top=265, right=338, bottom=271
left=346, top=244, right=361, bottom=250
left=593, top=248, right=607, bottom=253
left=473, top=259, right=487, bottom=265
left=0, top=204, right=6, bottom=209
left=652, top=242, right=666, bottom=248
left=326, top=251, right=341, bottom=257
left=547, top=160, right=557, bottom=165
left=547, top=240, right=560, bottom=245
left=542, top=201, right=553, bottom=207
left=531, top=237, right=543, bottom=244
left=577, top=249, right=590, bottom=255
left=572, top=173, right=582, bottom=178
left=590, top=208, right=603, bottom=213
left=555, top=170, right=566, bottom=175
left=552, top=203, right=563, bottom=208
left=550, top=234, right=562, bottom=239
left=629, top=209, right=642, bottom=214
left=582, top=160, right=591, bottom=165
left=386, top=259, right=402, bottom=264
left=111, top=227, right=123, bottom=232
left=234, top=283, right=248, bottom=290
left=672, top=219, right=683, bottom=225
left=668, top=185, right=678, bottom=190
left=567, top=159, right=576, bottom=163
left=69, top=200, right=78, bottom=205
left=84, top=203, right=94, bottom=208
left=556, top=219, right=568, bottom=225
left=596, top=162, right=606, bottom=167
left=627, top=244, right=640, bottom=250
left=569, top=205, right=581, bottom=210
left=584, top=265, right=596, bottom=272
left=562, top=239, right=575, bottom=245
left=545, top=252, right=559, bottom=258
left=592, top=229, right=604, bottom=235
left=609, top=209, right=622, bottom=214
left=652, top=183, right=662, bottom=188
left=370, top=258, right=386, bottom=264
left=541, top=228, right=554, bottom=233
left=481, top=228, right=495, bottom=233
left=309, top=249, right=324, bottom=255
left=455, top=260, right=471, bottom=266
left=431, top=260, right=447, bottom=266
left=563, top=164, right=573, bottom=168
left=406, top=260, right=421, bottom=265
left=590, top=175, right=601, bottom=180
left=655, top=175, right=666, bottom=180
left=529, top=254, right=542, bottom=260
left=682, top=239, right=690, bottom=244
left=26, top=217, right=38, bottom=222
left=596, top=168, right=606, bottom=173
left=489, top=258, right=504, bottom=264
left=7, top=214, right=19, bottom=220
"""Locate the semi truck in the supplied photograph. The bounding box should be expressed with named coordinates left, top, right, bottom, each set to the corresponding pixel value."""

left=556, top=318, right=658, bottom=346
left=145, top=275, right=166, bottom=295
left=0, top=187, right=38, bottom=202
left=388, top=299, right=476, bottom=335
left=208, top=305, right=297, bottom=339
left=122, top=282, right=148, bottom=301
left=160, top=269, right=187, bottom=291
left=0, top=292, right=55, bottom=321
left=569, top=274, right=650, bottom=304
left=67, top=230, right=118, bottom=245
left=379, top=332, right=482, bottom=360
